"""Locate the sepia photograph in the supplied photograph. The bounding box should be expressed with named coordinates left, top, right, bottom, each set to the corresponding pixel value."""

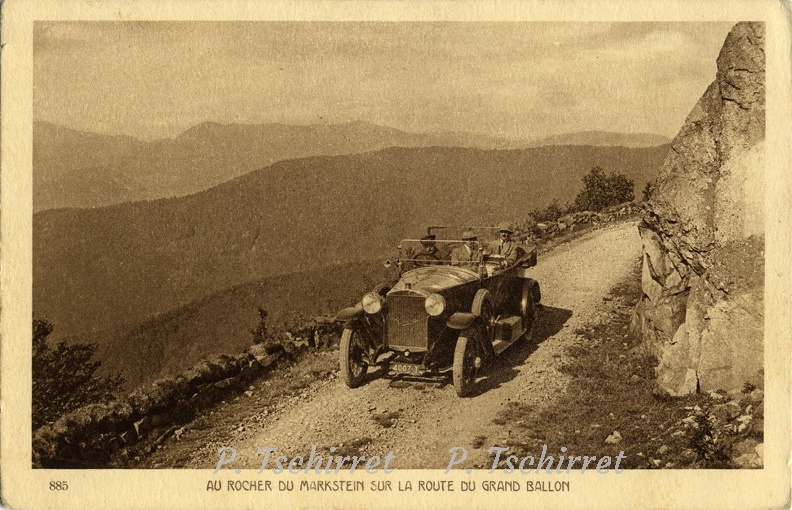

left=2, top=1, right=790, bottom=509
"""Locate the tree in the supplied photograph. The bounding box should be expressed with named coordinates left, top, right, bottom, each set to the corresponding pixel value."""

left=529, top=199, right=565, bottom=223
left=642, top=181, right=655, bottom=202
left=32, top=319, right=124, bottom=429
left=572, top=166, right=635, bottom=212
left=250, top=307, right=270, bottom=345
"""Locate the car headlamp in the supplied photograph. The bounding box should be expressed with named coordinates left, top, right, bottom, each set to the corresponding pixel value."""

left=361, top=292, right=384, bottom=314
left=424, top=293, right=446, bottom=316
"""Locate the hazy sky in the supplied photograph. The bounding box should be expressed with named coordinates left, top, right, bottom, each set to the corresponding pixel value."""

left=34, top=21, right=734, bottom=140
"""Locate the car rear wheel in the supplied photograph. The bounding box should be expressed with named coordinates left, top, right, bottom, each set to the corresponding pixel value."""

left=340, top=328, right=368, bottom=388
left=521, top=282, right=537, bottom=341
left=472, top=289, right=493, bottom=320
left=472, top=287, right=494, bottom=336
left=453, top=333, right=478, bottom=397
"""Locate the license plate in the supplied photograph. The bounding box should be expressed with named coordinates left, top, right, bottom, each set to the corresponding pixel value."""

left=390, top=362, right=424, bottom=375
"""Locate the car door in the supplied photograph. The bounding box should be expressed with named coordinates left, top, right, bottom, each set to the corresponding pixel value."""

left=482, top=263, right=521, bottom=314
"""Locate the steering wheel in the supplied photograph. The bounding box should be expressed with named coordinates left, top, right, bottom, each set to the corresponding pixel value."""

left=413, top=253, right=440, bottom=267
left=483, top=254, right=506, bottom=275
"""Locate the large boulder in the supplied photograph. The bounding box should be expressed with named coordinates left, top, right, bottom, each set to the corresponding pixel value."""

left=633, top=22, right=764, bottom=395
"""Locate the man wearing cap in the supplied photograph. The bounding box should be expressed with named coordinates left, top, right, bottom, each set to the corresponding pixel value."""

left=490, top=222, right=519, bottom=268
left=451, top=230, right=482, bottom=270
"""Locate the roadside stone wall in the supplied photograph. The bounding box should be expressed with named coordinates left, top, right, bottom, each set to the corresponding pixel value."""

left=631, top=22, right=765, bottom=396
left=531, top=202, right=642, bottom=240
left=32, top=320, right=341, bottom=468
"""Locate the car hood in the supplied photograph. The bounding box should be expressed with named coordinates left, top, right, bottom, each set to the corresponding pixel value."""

left=389, top=266, right=479, bottom=296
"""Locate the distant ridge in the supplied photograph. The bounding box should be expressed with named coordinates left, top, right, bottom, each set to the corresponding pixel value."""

left=34, top=120, right=669, bottom=211
left=530, top=131, right=671, bottom=148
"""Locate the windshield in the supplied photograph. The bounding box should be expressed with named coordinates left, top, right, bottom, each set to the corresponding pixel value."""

left=390, top=265, right=480, bottom=293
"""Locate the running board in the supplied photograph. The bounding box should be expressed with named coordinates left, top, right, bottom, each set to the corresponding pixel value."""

left=491, top=339, right=512, bottom=355
left=492, top=316, right=524, bottom=354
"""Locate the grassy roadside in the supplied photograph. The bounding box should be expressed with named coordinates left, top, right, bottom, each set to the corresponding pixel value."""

left=491, top=258, right=752, bottom=469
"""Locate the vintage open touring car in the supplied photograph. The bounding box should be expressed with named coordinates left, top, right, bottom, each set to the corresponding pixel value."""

left=335, top=226, right=541, bottom=396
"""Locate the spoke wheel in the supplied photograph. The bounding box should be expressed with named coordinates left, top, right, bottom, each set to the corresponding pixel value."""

left=453, top=333, right=478, bottom=397
left=472, top=289, right=494, bottom=343
left=521, top=282, right=537, bottom=341
left=340, top=328, right=368, bottom=388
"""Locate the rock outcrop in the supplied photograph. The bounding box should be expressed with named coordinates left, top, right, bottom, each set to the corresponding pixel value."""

left=632, top=22, right=764, bottom=396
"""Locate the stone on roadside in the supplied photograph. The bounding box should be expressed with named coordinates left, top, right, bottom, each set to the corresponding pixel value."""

left=733, top=438, right=759, bottom=456
left=605, top=431, right=622, bottom=444
left=657, top=445, right=669, bottom=455
left=708, top=390, right=726, bottom=401
left=711, top=401, right=741, bottom=422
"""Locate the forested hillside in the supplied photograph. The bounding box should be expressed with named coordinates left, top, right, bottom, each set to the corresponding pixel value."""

left=34, top=144, right=668, bottom=341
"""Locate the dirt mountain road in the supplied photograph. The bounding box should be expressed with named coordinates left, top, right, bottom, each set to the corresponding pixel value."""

left=166, top=221, right=641, bottom=470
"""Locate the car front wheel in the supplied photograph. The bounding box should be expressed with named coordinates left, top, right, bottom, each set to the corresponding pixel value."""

left=453, top=332, right=478, bottom=397
left=340, top=328, right=368, bottom=388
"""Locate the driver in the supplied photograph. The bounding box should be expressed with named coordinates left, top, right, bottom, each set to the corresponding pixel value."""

left=413, top=234, right=444, bottom=267
left=490, top=222, right=519, bottom=268
left=451, top=230, right=482, bottom=269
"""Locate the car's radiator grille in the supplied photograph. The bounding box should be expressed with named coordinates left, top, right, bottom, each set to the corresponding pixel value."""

left=386, top=295, right=428, bottom=350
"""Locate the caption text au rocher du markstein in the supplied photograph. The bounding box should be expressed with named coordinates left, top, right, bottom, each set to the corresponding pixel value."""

left=207, top=444, right=627, bottom=492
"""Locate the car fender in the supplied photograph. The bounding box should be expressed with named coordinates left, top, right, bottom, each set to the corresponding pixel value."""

left=447, top=312, right=480, bottom=330
left=336, top=303, right=364, bottom=322
left=337, top=312, right=383, bottom=354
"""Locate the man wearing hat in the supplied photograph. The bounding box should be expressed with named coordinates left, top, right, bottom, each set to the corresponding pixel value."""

left=490, top=222, right=519, bottom=268
left=451, top=230, right=482, bottom=269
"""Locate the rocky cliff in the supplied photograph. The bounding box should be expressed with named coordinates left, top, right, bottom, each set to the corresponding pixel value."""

left=632, top=22, right=765, bottom=396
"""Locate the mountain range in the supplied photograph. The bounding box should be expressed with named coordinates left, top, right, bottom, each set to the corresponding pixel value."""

left=34, top=143, right=669, bottom=345
left=34, top=120, right=669, bottom=211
